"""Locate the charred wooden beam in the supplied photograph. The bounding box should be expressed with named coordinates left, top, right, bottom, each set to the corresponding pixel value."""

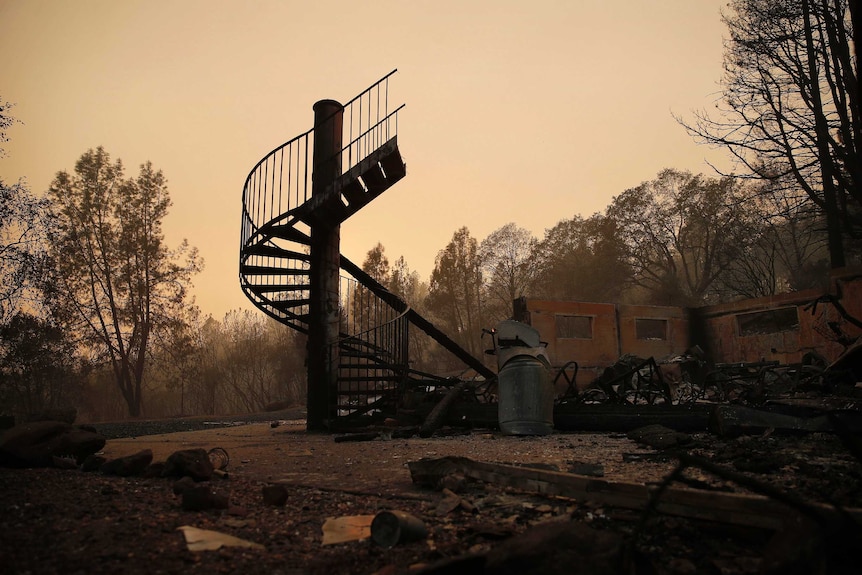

left=407, top=456, right=862, bottom=530
left=710, top=404, right=862, bottom=437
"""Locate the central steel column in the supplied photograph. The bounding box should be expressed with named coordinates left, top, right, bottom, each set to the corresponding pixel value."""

left=307, top=99, right=343, bottom=431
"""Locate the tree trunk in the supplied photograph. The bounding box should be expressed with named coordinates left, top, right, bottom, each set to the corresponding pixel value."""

left=852, top=1, right=861, bottom=98
left=803, top=0, right=845, bottom=267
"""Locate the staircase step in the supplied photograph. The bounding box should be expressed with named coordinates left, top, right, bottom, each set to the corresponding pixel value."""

left=337, top=352, right=386, bottom=360
left=271, top=298, right=311, bottom=310
left=247, top=296, right=309, bottom=326
left=337, top=375, right=402, bottom=383
left=248, top=283, right=311, bottom=294
left=274, top=310, right=309, bottom=324
left=341, top=179, right=368, bottom=207
left=339, top=363, right=402, bottom=370
left=314, top=200, right=351, bottom=224
left=379, top=146, right=406, bottom=182
left=243, top=244, right=311, bottom=261
left=340, top=347, right=390, bottom=359
left=361, top=163, right=387, bottom=194
left=297, top=137, right=406, bottom=227
left=340, top=341, right=387, bottom=351
left=297, top=194, right=349, bottom=227
left=335, top=404, right=381, bottom=412
left=267, top=224, right=310, bottom=243
left=240, top=265, right=309, bottom=276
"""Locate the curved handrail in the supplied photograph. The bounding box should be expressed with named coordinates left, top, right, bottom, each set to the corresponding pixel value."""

left=243, top=127, right=314, bottom=197
left=239, top=128, right=313, bottom=256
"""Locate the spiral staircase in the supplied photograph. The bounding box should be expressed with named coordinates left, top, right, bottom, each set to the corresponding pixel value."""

left=239, top=71, right=494, bottom=426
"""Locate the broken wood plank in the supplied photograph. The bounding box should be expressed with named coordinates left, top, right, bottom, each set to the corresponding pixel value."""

left=407, top=456, right=862, bottom=530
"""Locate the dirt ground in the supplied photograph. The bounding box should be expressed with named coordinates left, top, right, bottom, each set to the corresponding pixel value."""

left=100, top=420, right=681, bottom=493
left=2, top=417, right=862, bottom=574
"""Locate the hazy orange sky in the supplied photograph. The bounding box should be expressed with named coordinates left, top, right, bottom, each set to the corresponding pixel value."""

left=1, top=0, right=733, bottom=319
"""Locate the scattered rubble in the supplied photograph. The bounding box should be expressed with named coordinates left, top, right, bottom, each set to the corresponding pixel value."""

left=415, top=520, right=628, bottom=575
left=1, top=387, right=861, bottom=575
left=408, top=454, right=862, bottom=530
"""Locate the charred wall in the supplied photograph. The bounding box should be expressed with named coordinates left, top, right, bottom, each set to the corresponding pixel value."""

left=514, top=297, right=689, bottom=390
left=515, top=268, right=862, bottom=390
left=695, top=269, right=862, bottom=366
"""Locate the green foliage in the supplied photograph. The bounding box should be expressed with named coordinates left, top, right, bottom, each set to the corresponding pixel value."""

left=607, top=169, right=755, bottom=306
left=0, top=97, right=22, bottom=158
left=199, top=310, right=305, bottom=414
left=0, top=99, right=50, bottom=323
left=362, top=242, right=390, bottom=284
left=0, top=98, right=84, bottom=417
left=479, top=223, right=537, bottom=322
left=388, top=255, right=425, bottom=306
left=530, top=214, right=631, bottom=303
left=0, top=178, right=49, bottom=323
left=714, top=175, right=831, bottom=299
left=46, top=147, right=202, bottom=417
left=0, top=312, right=84, bottom=416
left=427, top=227, right=484, bottom=357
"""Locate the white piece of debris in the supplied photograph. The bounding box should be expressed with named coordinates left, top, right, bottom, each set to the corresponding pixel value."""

left=321, top=515, right=375, bottom=545
left=178, top=525, right=264, bottom=551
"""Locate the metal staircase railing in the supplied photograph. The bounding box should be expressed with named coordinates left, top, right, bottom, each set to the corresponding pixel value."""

left=239, top=71, right=403, bottom=331
left=239, top=125, right=314, bottom=332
